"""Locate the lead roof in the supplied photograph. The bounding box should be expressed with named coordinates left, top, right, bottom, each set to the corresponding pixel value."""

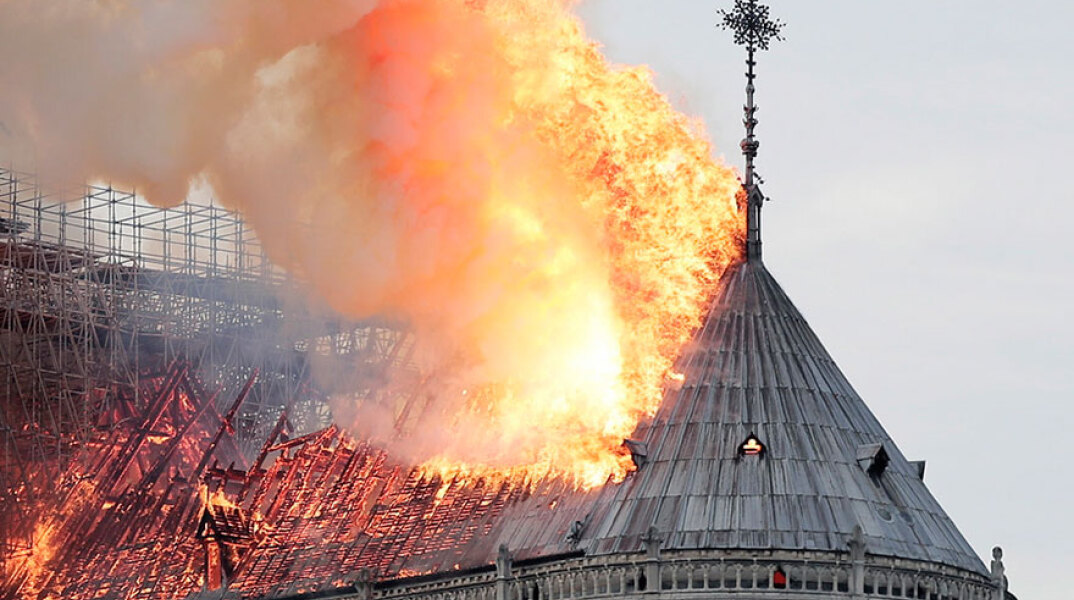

left=558, top=258, right=988, bottom=574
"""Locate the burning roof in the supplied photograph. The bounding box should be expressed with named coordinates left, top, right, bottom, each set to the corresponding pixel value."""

left=2, top=376, right=602, bottom=599
left=3, top=256, right=993, bottom=600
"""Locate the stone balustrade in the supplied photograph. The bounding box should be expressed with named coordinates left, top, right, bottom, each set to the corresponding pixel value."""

left=372, top=552, right=1005, bottom=600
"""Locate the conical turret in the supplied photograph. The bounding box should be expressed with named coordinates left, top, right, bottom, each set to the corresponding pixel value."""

left=581, top=259, right=989, bottom=576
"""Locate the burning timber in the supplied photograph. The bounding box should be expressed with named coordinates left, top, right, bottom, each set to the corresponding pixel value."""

left=0, top=163, right=1013, bottom=600
left=0, top=167, right=422, bottom=596
left=4, top=377, right=582, bottom=598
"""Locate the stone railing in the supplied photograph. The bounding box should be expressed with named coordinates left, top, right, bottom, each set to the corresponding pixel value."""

left=378, top=570, right=497, bottom=600
left=372, top=551, right=1002, bottom=600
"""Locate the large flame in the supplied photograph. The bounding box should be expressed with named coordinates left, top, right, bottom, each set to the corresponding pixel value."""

left=0, top=0, right=744, bottom=487
left=301, top=0, right=745, bottom=485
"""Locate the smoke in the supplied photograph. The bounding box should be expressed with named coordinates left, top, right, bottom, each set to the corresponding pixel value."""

left=0, top=0, right=377, bottom=203
left=0, top=0, right=743, bottom=483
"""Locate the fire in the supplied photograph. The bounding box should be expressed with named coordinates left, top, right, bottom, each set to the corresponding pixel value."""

left=4, top=518, right=60, bottom=589
left=0, top=0, right=745, bottom=488
left=305, top=0, right=744, bottom=485
left=339, top=0, right=743, bottom=483
left=205, top=486, right=240, bottom=510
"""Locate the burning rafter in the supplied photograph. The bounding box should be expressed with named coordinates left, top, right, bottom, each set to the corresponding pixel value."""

left=0, top=168, right=420, bottom=596
left=2, top=375, right=592, bottom=599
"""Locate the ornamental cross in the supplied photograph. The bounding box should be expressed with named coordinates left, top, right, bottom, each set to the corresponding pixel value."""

left=718, top=0, right=785, bottom=52
left=717, top=0, right=784, bottom=262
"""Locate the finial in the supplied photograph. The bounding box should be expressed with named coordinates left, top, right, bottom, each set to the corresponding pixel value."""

left=641, top=525, right=663, bottom=559
left=848, top=525, right=866, bottom=562
left=990, top=546, right=1008, bottom=597
left=496, top=544, right=513, bottom=578
left=718, top=1, right=784, bottom=262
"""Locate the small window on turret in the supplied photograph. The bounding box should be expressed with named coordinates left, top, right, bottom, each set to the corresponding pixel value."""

left=738, top=433, right=765, bottom=457
left=856, top=443, right=889, bottom=478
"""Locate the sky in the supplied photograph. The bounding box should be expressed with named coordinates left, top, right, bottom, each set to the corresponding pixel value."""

left=576, top=1, right=1074, bottom=599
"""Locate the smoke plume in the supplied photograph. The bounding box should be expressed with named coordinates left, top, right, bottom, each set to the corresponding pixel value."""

left=0, top=0, right=744, bottom=484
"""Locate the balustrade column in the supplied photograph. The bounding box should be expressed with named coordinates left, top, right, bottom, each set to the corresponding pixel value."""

left=641, top=527, right=662, bottom=594
left=849, top=525, right=866, bottom=598
left=496, top=545, right=512, bottom=600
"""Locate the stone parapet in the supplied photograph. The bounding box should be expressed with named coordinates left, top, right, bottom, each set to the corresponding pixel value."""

left=361, top=551, right=1003, bottom=600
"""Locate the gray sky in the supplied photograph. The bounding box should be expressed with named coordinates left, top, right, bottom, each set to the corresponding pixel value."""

left=577, top=2, right=1073, bottom=599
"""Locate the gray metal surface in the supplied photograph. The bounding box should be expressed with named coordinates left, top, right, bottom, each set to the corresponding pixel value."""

left=561, top=258, right=988, bottom=575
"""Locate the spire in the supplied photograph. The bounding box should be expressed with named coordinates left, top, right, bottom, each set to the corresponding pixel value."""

left=719, top=0, right=784, bottom=262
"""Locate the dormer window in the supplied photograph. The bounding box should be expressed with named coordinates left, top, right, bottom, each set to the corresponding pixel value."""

left=623, top=439, right=648, bottom=469
left=910, top=460, right=926, bottom=481
left=856, top=442, right=890, bottom=478
left=739, top=433, right=765, bottom=457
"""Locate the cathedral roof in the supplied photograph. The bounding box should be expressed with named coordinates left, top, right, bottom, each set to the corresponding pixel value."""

left=33, top=258, right=993, bottom=599
left=565, top=257, right=988, bottom=575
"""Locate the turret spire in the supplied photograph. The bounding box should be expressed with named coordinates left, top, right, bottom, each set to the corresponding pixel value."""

left=719, top=0, right=784, bottom=261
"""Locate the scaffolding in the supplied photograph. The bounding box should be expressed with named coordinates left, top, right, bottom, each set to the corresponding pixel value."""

left=0, top=167, right=416, bottom=560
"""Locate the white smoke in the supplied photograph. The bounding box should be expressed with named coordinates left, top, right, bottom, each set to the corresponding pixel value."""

left=0, top=0, right=742, bottom=478
left=0, top=0, right=374, bottom=204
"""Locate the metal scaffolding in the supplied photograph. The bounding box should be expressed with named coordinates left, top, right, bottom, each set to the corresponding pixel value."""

left=0, top=167, right=416, bottom=560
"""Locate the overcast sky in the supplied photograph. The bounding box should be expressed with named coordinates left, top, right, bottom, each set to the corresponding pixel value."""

left=577, top=2, right=1073, bottom=599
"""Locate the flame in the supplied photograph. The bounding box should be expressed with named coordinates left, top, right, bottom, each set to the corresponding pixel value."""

left=0, top=0, right=744, bottom=490
left=302, top=0, right=744, bottom=486
left=4, top=518, right=60, bottom=589
left=207, top=487, right=239, bottom=509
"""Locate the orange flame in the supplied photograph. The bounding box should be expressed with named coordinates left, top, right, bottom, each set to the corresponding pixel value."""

left=4, top=518, right=60, bottom=590
left=289, top=0, right=744, bottom=487
left=204, top=486, right=239, bottom=510
left=0, top=0, right=745, bottom=492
